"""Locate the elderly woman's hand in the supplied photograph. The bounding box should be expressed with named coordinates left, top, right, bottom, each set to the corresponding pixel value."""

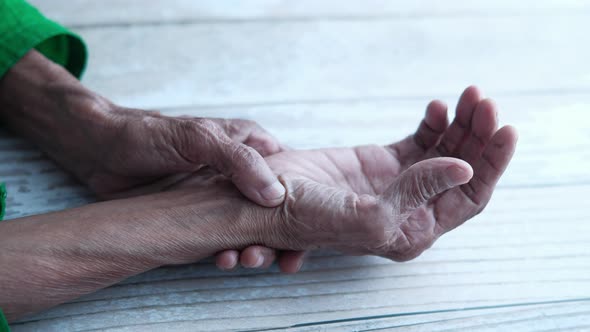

left=269, top=87, right=517, bottom=260
left=84, top=109, right=309, bottom=272
left=84, top=109, right=287, bottom=202
left=0, top=50, right=286, bottom=204
left=0, top=50, right=302, bottom=272
left=167, top=86, right=517, bottom=267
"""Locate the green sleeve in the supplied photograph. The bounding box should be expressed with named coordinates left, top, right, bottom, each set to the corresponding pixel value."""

left=0, top=0, right=87, bottom=79
left=0, top=309, right=8, bottom=332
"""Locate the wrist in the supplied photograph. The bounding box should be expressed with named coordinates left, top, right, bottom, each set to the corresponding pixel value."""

left=0, top=50, right=116, bottom=180
left=164, top=172, right=298, bottom=254
left=156, top=173, right=285, bottom=257
left=169, top=181, right=273, bottom=260
left=0, top=181, right=273, bottom=320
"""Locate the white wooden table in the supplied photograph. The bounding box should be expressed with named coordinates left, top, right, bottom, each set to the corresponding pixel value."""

left=4, top=1, right=590, bottom=330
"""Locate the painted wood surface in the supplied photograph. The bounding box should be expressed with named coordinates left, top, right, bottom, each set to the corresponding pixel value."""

left=6, top=1, right=590, bottom=331
left=69, top=16, right=590, bottom=110
left=29, top=0, right=590, bottom=27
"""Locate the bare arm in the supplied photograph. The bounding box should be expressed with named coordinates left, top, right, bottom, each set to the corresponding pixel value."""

left=0, top=50, right=285, bottom=203
left=0, top=49, right=298, bottom=272
left=0, top=76, right=516, bottom=322
left=0, top=111, right=516, bottom=322
left=0, top=180, right=269, bottom=322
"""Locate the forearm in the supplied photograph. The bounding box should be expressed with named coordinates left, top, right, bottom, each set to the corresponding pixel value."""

left=0, top=180, right=266, bottom=321
left=0, top=50, right=112, bottom=180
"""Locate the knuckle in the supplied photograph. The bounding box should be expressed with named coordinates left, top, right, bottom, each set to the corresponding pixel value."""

left=227, top=119, right=257, bottom=136
left=192, top=117, right=213, bottom=128
left=175, top=119, right=197, bottom=138
left=173, top=118, right=230, bottom=165
left=171, top=118, right=199, bottom=141
left=231, top=144, right=260, bottom=167
left=143, top=116, right=180, bottom=148
left=223, top=144, right=262, bottom=180
left=172, top=119, right=201, bottom=148
left=191, top=119, right=226, bottom=147
left=239, top=119, right=257, bottom=128
left=190, top=118, right=223, bottom=139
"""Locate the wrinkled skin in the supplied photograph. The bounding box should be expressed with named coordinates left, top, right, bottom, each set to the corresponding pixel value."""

left=56, top=101, right=301, bottom=271
left=0, top=50, right=285, bottom=209
left=85, top=110, right=286, bottom=203
left=2, top=52, right=515, bottom=272
left=0, top=88, right=515, bottom=321
left=80, top=108, right=304, bottom=271
left=165, top=86, right=518, bottom=265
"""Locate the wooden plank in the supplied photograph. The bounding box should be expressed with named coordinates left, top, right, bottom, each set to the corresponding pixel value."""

left=93, top=300, right=590, bottom=331
left=272, top=300, right=590, bottom=332
left=11, top=184, right=590, bottom=331
left=49, top=15, right=588, bottom=110
left=28, top=0, right=590, bottom=27
left=5, top=2, right=588, bottom=331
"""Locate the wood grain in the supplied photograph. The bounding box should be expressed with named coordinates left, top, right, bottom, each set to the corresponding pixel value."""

left=64, top=15, right=590, bottom=111
left=4, top=1, right=590, bottom=331
left=28, top=0, right=590, bottom=27
left=269, top=300, right=590, bottom=332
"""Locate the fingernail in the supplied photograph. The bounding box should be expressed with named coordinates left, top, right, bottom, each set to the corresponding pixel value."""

left=447, top=165, right=473, bottom=184
left=252, top=254, right=264, bottom=268
left=261, top=181, right=286, bottom=202
left=226, top=256, right=238, bottom=271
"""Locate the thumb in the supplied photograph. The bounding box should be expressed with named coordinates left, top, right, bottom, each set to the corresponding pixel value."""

left=208, top=137, right=286, bottom=207
left=384, top=157, right=473, bottom=212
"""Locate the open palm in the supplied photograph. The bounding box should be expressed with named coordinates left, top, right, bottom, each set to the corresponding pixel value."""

left=172, top=86, right=517, bottom=263
left=257, top=87, right=514, bottom=260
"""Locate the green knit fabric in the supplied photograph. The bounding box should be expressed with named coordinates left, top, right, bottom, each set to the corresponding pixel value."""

left=0, top=1, right=89, bottom=329
left=0, top=309, right=7, bottom=332
left=0, top=0, right=87, bottom=79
